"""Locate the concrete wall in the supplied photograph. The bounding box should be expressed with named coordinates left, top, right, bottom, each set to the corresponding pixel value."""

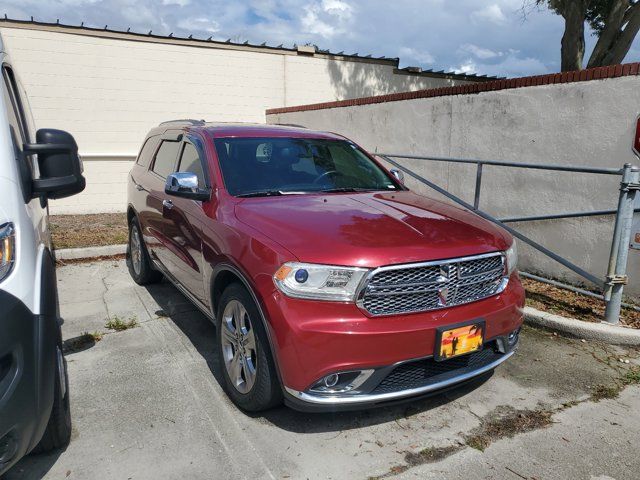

left=267, top=75, right=640, bottom=298
left=0, top=22, right=478, bottom=214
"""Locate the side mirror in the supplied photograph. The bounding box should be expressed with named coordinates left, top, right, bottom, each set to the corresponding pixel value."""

left=165, top=172, right=210, bottom=201
left=24, top=129, right=86, bottom=199
left=390, top=169, right=405, bottom=184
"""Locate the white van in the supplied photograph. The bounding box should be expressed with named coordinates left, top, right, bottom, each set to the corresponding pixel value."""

left=0, top=36, right=85, bottom=474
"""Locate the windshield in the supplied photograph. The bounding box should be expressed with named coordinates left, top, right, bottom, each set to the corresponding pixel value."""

left=214, top=137, right=399, bottom=197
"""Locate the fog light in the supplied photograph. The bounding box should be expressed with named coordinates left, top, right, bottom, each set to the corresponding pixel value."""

left=309, top=369, right=375, bottom=395
left=324, top=373, right=339, bottom=387
left=508, top=328, right=520, bottom=347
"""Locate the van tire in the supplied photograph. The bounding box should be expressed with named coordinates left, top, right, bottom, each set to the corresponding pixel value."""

left=33, top=345, right=71, bottom=453
left=127, top=217, right=162, bottom=285
left=216, top=283, right=282, bottom=412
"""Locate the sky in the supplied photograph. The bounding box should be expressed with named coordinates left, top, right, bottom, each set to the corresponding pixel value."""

left=1, top=0, right=639, bottom=78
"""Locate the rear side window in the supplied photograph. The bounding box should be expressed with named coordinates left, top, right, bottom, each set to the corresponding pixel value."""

left=152, top=140, right=180, bottom=178
left=136, top=136, right=159, bottom=167
left=178, top=142, right=205, bottom=187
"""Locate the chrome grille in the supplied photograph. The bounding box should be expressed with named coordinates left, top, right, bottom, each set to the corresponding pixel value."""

left=358, top=253, right=506, bottom=316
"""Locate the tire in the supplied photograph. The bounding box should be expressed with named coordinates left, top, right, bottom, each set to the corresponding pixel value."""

left=33, top=344, right=71, bottom=453
left=216, top=283, right=282, bottom=412
left=127, top=217, right=162, bottom=285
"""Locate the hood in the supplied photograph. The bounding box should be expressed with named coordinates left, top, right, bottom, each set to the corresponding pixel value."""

left=235, top=191, right=512, bottom=268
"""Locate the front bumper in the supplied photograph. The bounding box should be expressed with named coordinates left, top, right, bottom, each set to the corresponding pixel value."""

left=0, top=291, right=53, bottom=475
left=260, top=272, right=525, bottom=409
left=283, top=337, right=517, bottom=411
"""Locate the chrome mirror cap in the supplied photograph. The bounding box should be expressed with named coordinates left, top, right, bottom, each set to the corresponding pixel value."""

left=164, top=172, right=210, bottom=201
left=166, top=172, right=198, bottom=192
left=390, top=169, right=405, bottom=184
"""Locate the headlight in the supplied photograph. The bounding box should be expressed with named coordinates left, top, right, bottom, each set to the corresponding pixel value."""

left=0, top=223, right=16, bottom=282
left=505, top=242, right=518, bottom=275
left=274, top=262, right=369, bottom=301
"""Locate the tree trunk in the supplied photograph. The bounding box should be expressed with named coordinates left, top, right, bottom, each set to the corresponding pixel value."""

left=560, top=1, right=587, bottom=71
left=598, top=3, right=640, bottom=65
left=587, top=0, right=629, bottom=68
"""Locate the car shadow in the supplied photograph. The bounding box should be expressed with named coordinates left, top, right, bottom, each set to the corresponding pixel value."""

left=3, top=442, right=66, bottom=479
left=145, top=281, right=494, bottom=434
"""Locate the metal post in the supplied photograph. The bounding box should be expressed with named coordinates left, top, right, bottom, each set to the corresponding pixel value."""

left=604, top=164, right=640, bottom=324
left=473, top=163, right=483, bottom=210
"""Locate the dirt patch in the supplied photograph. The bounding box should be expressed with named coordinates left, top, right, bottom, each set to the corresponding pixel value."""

left=404, top=445, right=462, bottom=466
left=56, top=254, right=126, bottom=266
left=50, top=213, right=128, bottom=249
left=464, top=406, right=553, bottom=452
left=523, top=277, right=640, bottom=329
left=591, top=384, right=621, bottom=402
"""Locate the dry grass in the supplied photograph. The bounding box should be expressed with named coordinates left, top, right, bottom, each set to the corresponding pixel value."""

left=105, top=315, right=138, bottom=331
left=464, top=407, right=553, bottom=452
left=50, top=213, right=128, bottom=249
left=523, top=277, right=640, bottom=329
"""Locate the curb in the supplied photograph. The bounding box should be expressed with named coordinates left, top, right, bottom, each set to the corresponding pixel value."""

left=56, top=244, right=127, bottom=260
left=524, top=306, right=640, bottom=346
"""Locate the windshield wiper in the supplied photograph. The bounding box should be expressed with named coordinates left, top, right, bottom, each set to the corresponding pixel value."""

left=237, top=190, right=307, bottom=198
left=320, top=187, right=382, bottom=193
left=236, top=190, right=284, bottom=198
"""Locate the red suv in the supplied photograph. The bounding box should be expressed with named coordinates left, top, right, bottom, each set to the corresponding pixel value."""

left=126, top=121, right=524, bottom=412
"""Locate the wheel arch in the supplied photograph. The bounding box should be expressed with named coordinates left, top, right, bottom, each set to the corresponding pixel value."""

left=126, top=204, right=137, bottom=226
left=210, top=263, right=284, bottom=388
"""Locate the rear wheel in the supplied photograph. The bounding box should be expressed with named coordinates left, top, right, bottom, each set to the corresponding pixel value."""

left=216, top=283, right=282, bottom=411
left=127, top=217, right=162, bottom=285
left=34, top=345, right=71, bottom=453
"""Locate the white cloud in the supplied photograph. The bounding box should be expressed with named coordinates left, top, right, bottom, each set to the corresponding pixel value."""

left=460, top=44, right=502, bottom=60
left=163, top=0, right=190, bottom=5
left=399, top=46, right=435, bottom=65
left=471, top=4, right=508, bottom=25
left=177, top=16, right=220, bottom=33
left=301, top=0, right=354, bottom=38
left=452, top=60, right=478, bottom=75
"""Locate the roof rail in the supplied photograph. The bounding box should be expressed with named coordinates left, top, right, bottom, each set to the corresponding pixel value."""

left=159, top=119, right=206, bottom=126
left=274, top=123, right=307, bottom=128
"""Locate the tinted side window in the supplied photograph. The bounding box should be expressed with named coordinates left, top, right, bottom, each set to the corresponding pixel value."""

left=152, top=140, right=180, bottom=178
left=136, top=136, right=159, bottom=167
left=178, top=143, right=205, bottom=187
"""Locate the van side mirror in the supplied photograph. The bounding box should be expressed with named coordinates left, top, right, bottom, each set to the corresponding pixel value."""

left=24, top=129, right=86, bottom=199
left=165, top=172, right=210, bottom=201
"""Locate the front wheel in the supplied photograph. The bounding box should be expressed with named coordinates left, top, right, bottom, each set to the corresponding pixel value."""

left=216, top=284, right=282, bottom=412
left=33, top=345, right=71, bottom=453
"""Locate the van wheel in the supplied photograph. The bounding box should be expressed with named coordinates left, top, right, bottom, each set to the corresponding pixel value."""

left=127, top=217, right=162, bottom=285
left=34, top=345, right=71, bottom=453
left=216, top=284, right=282, bottom=412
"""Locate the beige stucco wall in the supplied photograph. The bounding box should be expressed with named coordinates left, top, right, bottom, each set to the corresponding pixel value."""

left=0, top=23, right=475, bottom=214
left=267, top=76, right=640, bottom=298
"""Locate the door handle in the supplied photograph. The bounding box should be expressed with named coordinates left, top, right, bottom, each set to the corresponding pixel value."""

left=135, top=184, right=144, bottom=191
left=162, top=199, right=174, bottom=209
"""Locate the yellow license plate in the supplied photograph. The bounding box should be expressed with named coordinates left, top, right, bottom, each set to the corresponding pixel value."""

left=436, top=322, right=484, bottom=361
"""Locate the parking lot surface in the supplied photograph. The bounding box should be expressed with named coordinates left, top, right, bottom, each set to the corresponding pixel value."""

left=4, top=259, right=640, bottom=480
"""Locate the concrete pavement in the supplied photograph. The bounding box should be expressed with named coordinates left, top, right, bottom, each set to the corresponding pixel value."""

left=4, top=260, right=640, bottom=480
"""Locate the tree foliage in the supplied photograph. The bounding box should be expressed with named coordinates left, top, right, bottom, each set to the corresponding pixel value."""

left=535, top=0, right=640, bottom=70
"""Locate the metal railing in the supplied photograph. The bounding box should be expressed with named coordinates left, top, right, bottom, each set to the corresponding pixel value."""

left=375, top=153, right=640, bottom=324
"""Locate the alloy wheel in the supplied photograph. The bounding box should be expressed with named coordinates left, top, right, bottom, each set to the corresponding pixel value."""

left=220, top=300, right=258, bottom=394
left=130, top=225, right=142, bottom=275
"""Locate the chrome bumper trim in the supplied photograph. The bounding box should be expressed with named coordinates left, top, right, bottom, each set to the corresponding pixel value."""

left=284, top=350, right=515, bottom=406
